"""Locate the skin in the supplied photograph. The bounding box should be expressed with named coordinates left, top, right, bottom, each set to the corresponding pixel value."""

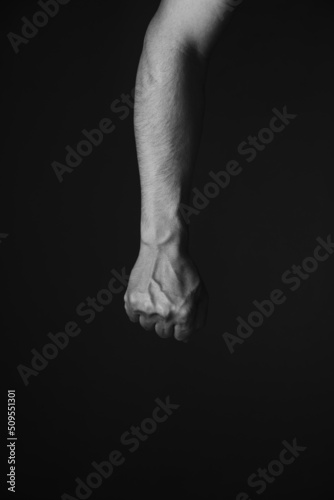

left=124, top=0, right=240, bottom=342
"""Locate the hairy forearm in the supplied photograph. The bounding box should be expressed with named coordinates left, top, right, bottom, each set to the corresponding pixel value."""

left=124, top=1, right=237, bottom=338
left=135, top=26, right=207, bottom=247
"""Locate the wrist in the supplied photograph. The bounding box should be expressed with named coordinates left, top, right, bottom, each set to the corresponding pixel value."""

left=140, top=213, right=188, bottom=249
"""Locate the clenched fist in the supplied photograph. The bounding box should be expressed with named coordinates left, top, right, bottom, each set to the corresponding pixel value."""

left=124, top=241, right=208, bottom=342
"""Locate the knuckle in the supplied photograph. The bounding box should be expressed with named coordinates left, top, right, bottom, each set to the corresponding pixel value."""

left=177, top=306, right=190, bottom=323
left=127, top=291, right=141, bottom=310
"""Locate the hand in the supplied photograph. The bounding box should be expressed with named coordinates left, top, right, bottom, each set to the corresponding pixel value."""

left=124, top=242, right=208, bottom=342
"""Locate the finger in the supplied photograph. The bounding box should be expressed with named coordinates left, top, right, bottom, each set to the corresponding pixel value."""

left=180, top=298, right=208, bottom=343
left=139, top=314, right=156, bottom=331
left=174, top=324, right=192, bottom=342
left=155, top=321, right=174, bottom=339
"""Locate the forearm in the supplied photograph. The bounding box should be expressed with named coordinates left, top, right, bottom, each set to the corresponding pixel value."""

left=135, top=25, right=207, bottom=248
left=124, top=0, right=238, bottom=338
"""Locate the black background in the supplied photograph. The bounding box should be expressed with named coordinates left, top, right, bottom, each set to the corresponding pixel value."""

left=2, top=0, right=334, bottom=499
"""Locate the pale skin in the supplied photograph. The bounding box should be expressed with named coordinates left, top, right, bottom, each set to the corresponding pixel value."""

left=124, top=0, right=240, bottom=342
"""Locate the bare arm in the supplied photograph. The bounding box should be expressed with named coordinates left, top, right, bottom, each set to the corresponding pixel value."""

left=124, top=0, right=239, bottom=341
